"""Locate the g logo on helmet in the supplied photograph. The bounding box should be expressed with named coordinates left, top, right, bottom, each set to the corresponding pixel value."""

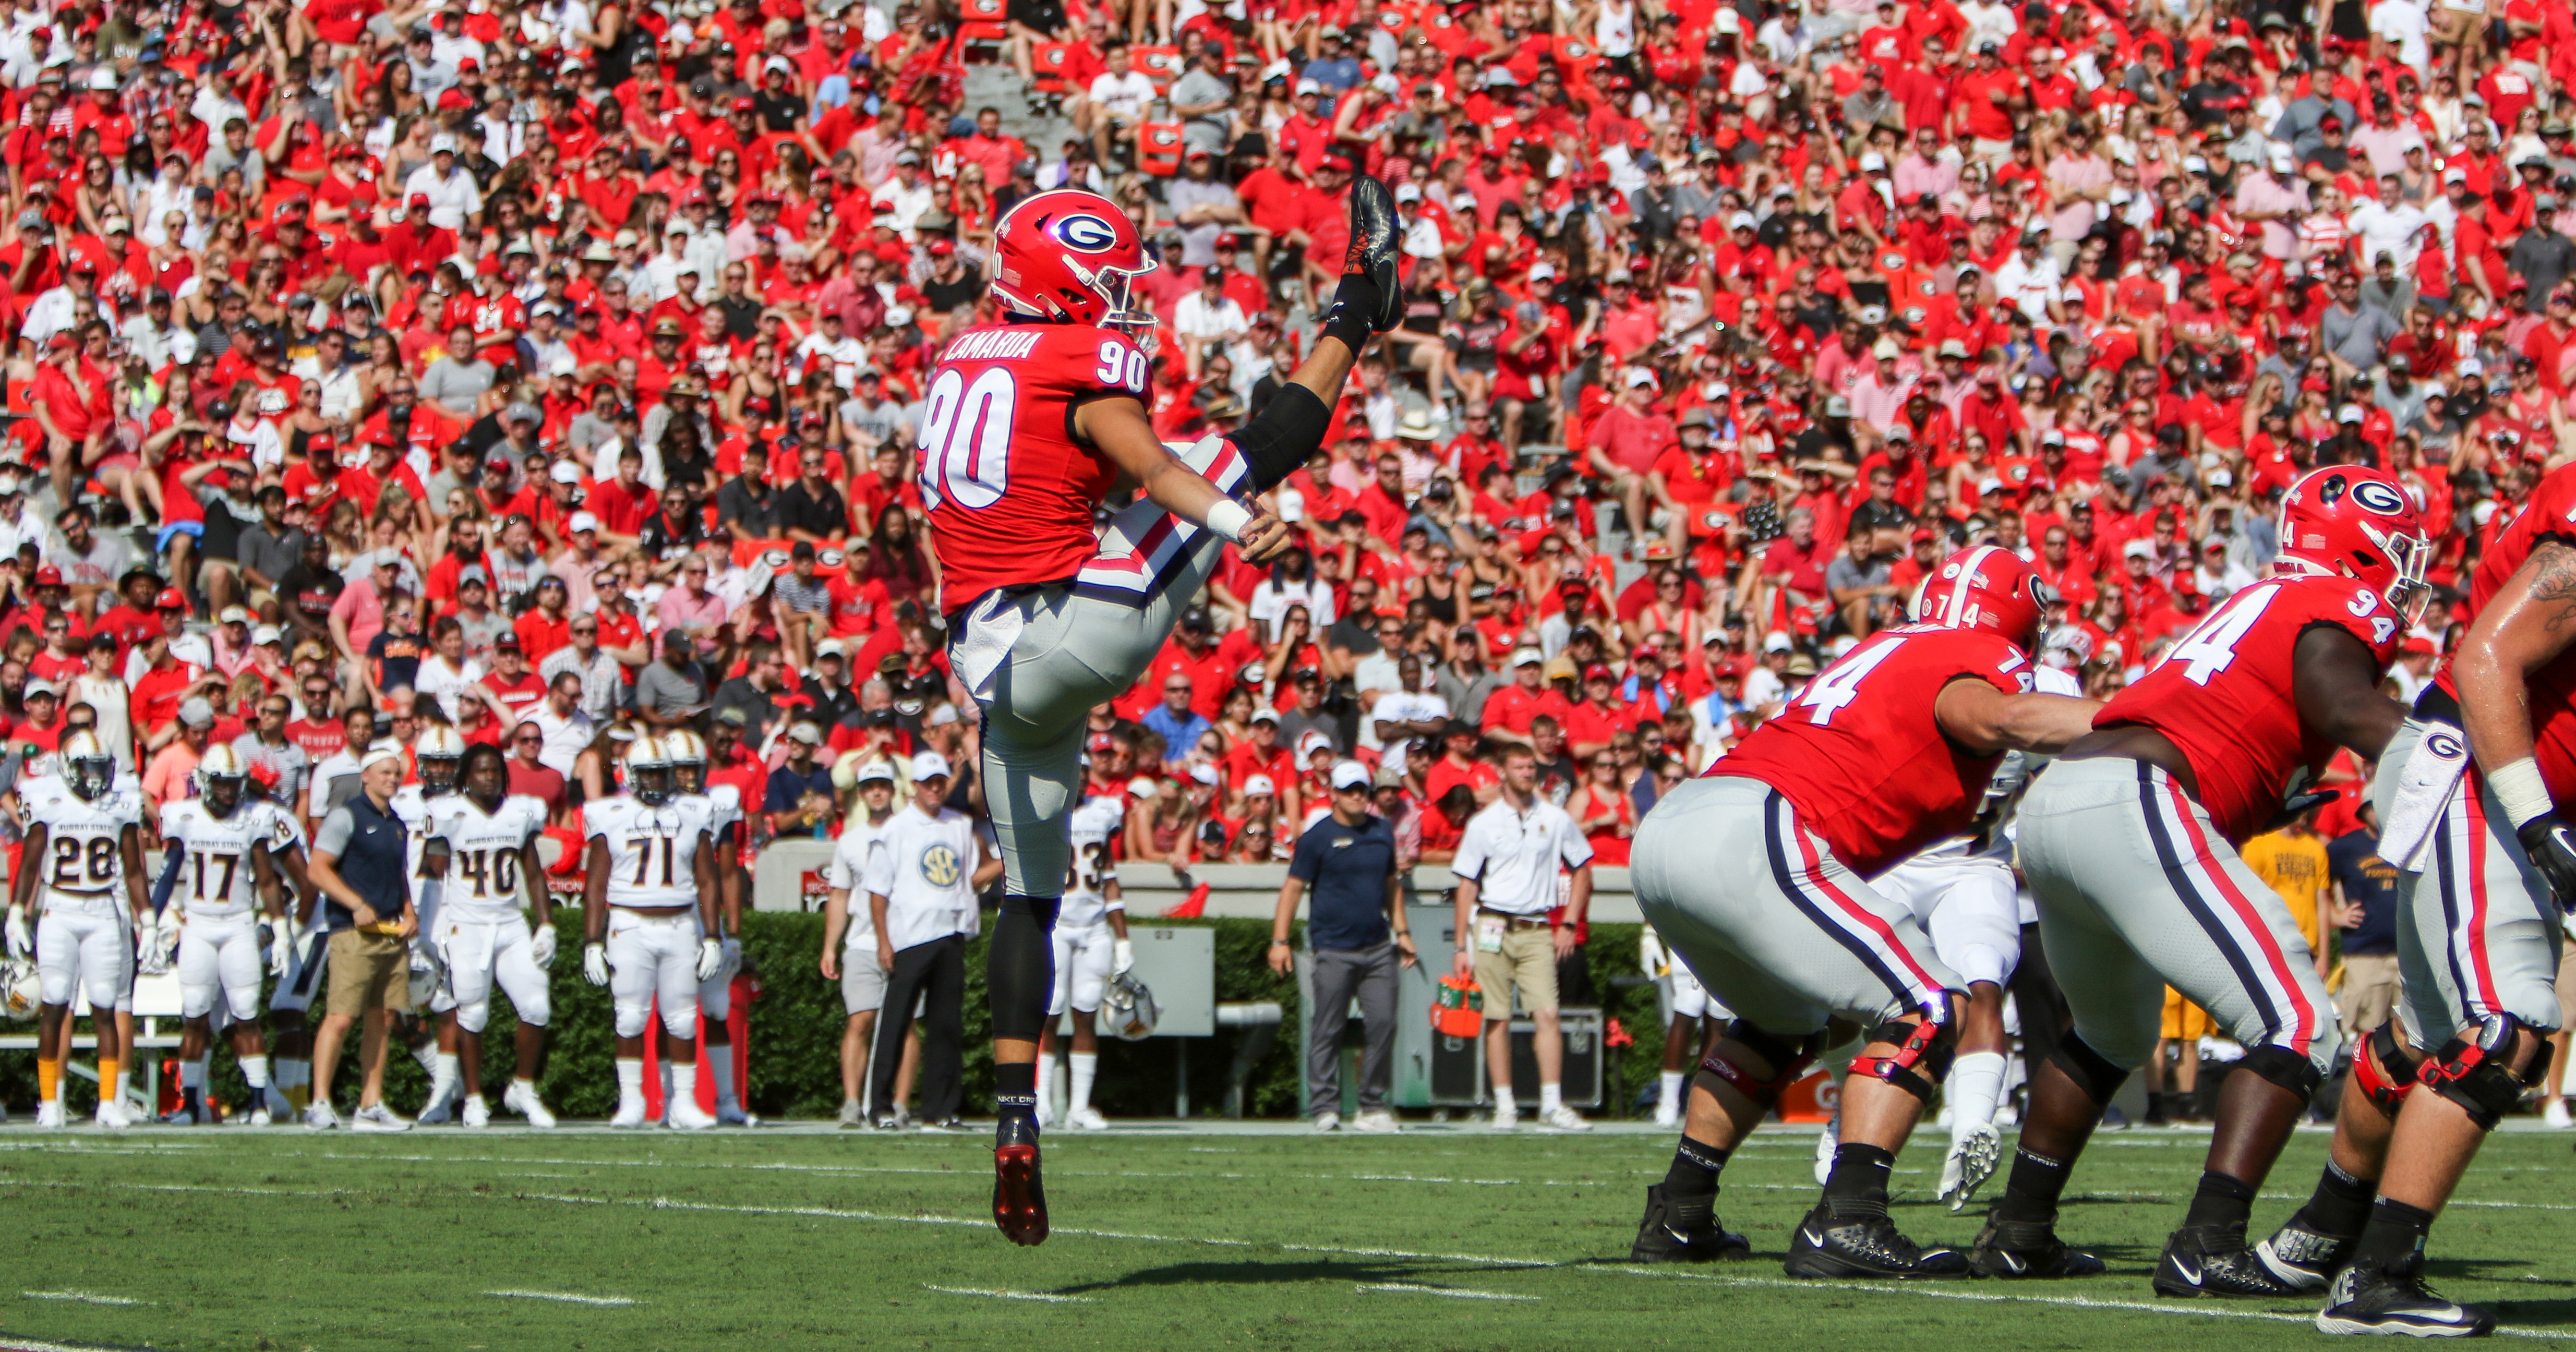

left=1053, top=213, right=1122, bottom=254
left=2350, top=479, right=2408, bottom=516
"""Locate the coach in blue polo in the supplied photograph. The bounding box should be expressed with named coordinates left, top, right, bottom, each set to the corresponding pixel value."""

left=1269, top=760, right=1415, bottom=1132
left=303, top=743, right=418, bottom=1132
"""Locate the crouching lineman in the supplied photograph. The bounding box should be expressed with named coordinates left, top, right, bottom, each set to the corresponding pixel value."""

left=2003, top=468, right=2427, bottom=1294
left=2247, top=463, right=2576, bottom=1336
left=422, top=743, right=557, bottom=1127
left=581, top=734, right=724, bottom=1130
left=153, top=745, right=292, bottom=1124
left=8, top=731, right=148, bottom=1127
left=1627, top=547, right=2098, bottom=1275
left=665, top=729, right=755, bottom=1126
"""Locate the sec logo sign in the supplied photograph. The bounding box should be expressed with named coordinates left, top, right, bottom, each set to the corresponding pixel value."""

left=920, top=843, right=962, bottom=888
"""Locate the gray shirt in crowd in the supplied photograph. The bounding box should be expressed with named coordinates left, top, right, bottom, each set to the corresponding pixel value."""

left=634, top=657, right=708, bottom=719
left=420, top=353, right=496, bottom=416
left=236, top=522, right=304, bottom=589
left=2319, top=299, right=2400, bottom=372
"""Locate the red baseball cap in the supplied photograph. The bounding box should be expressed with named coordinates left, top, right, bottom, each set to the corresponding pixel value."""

left=33, top=566, right=62, bottom=586
left=155, top=587, right=186, bottom=609
left=408, top=192, right=432, bottom=207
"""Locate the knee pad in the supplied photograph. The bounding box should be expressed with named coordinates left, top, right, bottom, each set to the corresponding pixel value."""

left=2048, top=1031, right=2134, bottom=1108
left=659, top=1001, right=699, bottom=1039
left=1848, top=1013, right=1958, bottom=1104
left=516, top=993, right=550, bottom=1030
left=1696, top=1020, right=1823, bottom=1107
left=989, top=895, right=1061, bottom=1044
left=611, top=998, right=652, bottom=1039
left=2236, top=1043, right=2326, bottom=1102
left=2418, top=1014, right=2545, bottom=1131
left=2354, top=1023, right=2421, bottom=1118
left=455, top=998, right=490, bottom=1035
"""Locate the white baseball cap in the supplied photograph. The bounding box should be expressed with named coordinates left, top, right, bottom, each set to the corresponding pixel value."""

left=1242, top=774, right=1276, bottom=797
left=1330, top=760, right=1371, bottom=791
left=430, top=134, right=458, bottom=154
left=911, top=751, right=954, bottom=780
left=856, top=759, right=897, bottom=784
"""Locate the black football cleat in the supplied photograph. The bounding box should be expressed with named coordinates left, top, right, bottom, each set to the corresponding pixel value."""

left=2316, top=1256, right=2496, bottom=1337
left=993, top=1114, right=1048, bottom=1247
left=2153, top=1223, right=2302, bottom=1298
left=1784, top=1202, right=1969, bottom=1279
left=1340, top=174, right=1403, bottom=332
left=1967, top=1215, right=2107, bottom=1279
left=2257, top=1210, right=2360, bottom=1293
left=1629, top=1184, right=1752, bottom=1264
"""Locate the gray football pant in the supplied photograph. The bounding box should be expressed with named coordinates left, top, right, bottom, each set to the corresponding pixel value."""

left=1630, top=777, right=1960, bottom=1035
left=2368, top=718, right=2565, bottom=1045
left=1306, top=941, right=1400, bottom=1114
left=2018, top=755, right=2340, bottom=1077
left=965, top=432, right=1252, bottom=898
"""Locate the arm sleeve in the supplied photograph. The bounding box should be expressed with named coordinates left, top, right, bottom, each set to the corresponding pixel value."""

left=312, top=805, right=356, bottom=858
left=1287, top=825, right=1322, bottom=883
left=1451, top=818, right=1488, bottom=883
left=148, top=841, right=185, bottom=915
left=860, top=836, right=894, bottom=896
left=1557, top=813, right=1596, bottom=870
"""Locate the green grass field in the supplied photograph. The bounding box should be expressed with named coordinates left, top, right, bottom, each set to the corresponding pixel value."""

left=5, top=1120, right=2576, bottom=1351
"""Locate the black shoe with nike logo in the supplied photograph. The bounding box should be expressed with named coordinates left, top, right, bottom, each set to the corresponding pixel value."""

left=1967, top=1215, right=2106, bottom=1279
left=1629, top=1184, right=1752, bottom=1264
left=2257, top=1209, right=2360, bottom=1293
left=2316, top=1255, right=2495, bottom=1337
left=1784, top=1202, right=1969, bottom=1279
left=2154, top=1223, right=2301, bottom=1297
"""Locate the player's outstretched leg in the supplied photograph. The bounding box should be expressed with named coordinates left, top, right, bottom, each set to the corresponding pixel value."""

left=1784, top=1008, right=1972, bottom=1280
left=1968, top=1033, right=2124, bottom=1279
left=989, top=891, right=1058, bottom=1247
left=1631, top=1020, right=1813, bottom=1264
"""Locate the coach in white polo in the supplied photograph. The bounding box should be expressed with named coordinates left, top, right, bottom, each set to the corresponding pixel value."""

left=1451, top=741, right=1594, bottom=1131
left=862, top=751, right=997, bottom=1129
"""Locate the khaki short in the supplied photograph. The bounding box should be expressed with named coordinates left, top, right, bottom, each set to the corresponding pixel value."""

left=1471, top=920, right=1558, bottom=1019
left=326, top=928, right=409, bottom=1019
left=842, top=950, right=887, bottom=1015
left=2338, top=952, right=2403, bottom=1039
left=2160, top=986, right=2213, bottom=1042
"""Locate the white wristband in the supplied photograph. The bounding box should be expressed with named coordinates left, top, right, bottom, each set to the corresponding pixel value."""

left=2490, top=756, right=2556, bottom=829
left=1203, top=499, right=1253, bottom=543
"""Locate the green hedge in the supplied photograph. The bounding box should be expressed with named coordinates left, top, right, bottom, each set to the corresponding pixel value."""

left=0, top=915, right=1668, bottom=1120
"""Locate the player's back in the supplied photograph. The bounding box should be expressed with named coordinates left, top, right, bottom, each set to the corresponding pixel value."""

left=583, top=793, right=710, bottom=909
left=2454, top=464, right=2576, bottom=803
left=2097, top=573, right=2398, bottom=844
left=160, top=800, right=265, bottom=916
left=1710, top=623, right=2027, bottom=877
left=30, top=786, right=141, bottom=905
left=917, top=320, right=1152, bottom=613
left=432, top=795, right=548, bottom=919
left=1060, top=796, right=1125, bottom=929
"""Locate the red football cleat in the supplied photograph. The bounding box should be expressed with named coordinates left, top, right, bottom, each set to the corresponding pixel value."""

left=993, top=1117, right=1049, bottom=1246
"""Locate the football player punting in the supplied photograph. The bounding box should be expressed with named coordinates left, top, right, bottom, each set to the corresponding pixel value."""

left=945, top=178, right=1402, bottom=1247
left=420, top=744, right=557, bottom=1128
left=581, top=734, right=724, bottom=1130
left=1626, top=548, right=2098, bottom=1277
left=1037, top=795, right=1130, bottom=1131
left=10, top=731, right=150, bottom=1128
left=664, top=729, right=755, bottom=1126
left=2250, top=462, right=2576, bottom=1337
left=151, top=745, right=291, bottom=1125
left=2003, top=468, right=2428, bottom=1296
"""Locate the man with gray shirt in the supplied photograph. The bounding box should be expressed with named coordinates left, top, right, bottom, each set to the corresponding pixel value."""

left=633, top=631, right=708, bottom=728
left=1436, top=628, right=1504, bottom=727
left=1165, top=146, right=1246, bottom=267
left=235, top=486, right=303, bottom=617
left=420, top=322, right=496, bottom=415
left=2318, top=273, right=2401, bottom=376
left=1168, top=45, right=1234, bottom=158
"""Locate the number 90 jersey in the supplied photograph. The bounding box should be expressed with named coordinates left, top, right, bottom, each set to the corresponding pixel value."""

left=1059, top=796, right=1126, bottom=931
left=1709, top=624, right=2028, bottom=879
left=917, top=321, right=1151, bottom=611
left=583, top=795, right=716, bottom=910
left=159, top=800, right=273, bottom=919
left=24, top=780, right=143, bottom=911
left=426, top=795, right=549, bottom=922
left=2095, top=574, right=2398, bottom=847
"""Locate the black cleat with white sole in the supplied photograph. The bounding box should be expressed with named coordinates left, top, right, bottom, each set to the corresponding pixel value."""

left=2258, top=1210, right=2361, bottom=1293
left=2154, top=1223, right=2303, bottom=1297
left=1784, top=1202, right=1969, bottom=1279
left=1967, top=1215, right=2108, bottom=1279
left=1629, top=1184, right=1752, bottom=1264
left=2316, top=1256, right=2495, bottom=1337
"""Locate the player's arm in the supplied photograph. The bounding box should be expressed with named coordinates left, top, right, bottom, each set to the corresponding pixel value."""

left=9, top=822, right=41, bottom=914
left=869, top=888, right=894, bottom=971
left=121, top=823, right=151, bottom=922
left=2455, top=539, right=2576, bottom=896
left=716, top=834, right=743, bottom=936
left=251, top=841, right=283, bottom=921
left=2292, top=623, right=2408, bottom=762
left=517, top=840, right=551, bottom=929
left=1075, top=394, right=1294, bottom=563
left=821, top=885, right=849, bottom=980
left=1932, top=677, right=2105, bottom=755
left=692, top=829, right=720, bottom=933
left=582, top=838, right=611, bottom=945
left=971, top=831, right=1004, bottom=891
left=147, top=838, right=185, bottom=919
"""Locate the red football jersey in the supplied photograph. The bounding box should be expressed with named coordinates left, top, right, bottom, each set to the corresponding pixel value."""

left=1710, top=624, right=2029, bottom=878
left=2449, top=463, right=2576, bottom=802
left=917, top=321, right=1152, bottom=613
left=2096, top=574, right=2400, bottom=846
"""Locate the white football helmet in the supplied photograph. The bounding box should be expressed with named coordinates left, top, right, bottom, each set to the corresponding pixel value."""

left=61, top=730, right=115, bottom=802
left=661, top=729, right=708, bottom=794
left=414, top=723, right=467, bottom=794
left=195, top=742, right=250, bottom=815
left=406, top=944, right=448, bottom=1010
left=1102, top=971, right=1159, bottom=1042
left=1, top=958, right=39, bottom=1020
left=623, top=734, right=675, bottom=806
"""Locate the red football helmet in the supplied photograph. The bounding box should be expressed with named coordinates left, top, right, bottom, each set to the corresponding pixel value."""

left=2276, top=465, right=2433, bottom=623
left=1918, top=544, right=2054, bottom=650
left=988, top=188, right=1157, bottom=331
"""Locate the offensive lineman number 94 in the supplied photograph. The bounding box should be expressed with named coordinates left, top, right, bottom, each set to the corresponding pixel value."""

left=918, top=343, right=1148, bottom=512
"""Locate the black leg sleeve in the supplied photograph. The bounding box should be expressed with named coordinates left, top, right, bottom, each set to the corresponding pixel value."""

left=988, top=894, right=1062, bottom=1045
left=1226, top=384, right=1333, bottom=493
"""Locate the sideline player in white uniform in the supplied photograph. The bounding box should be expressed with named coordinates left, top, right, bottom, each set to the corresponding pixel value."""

left=152, top=745, right=292, bottom=1125
left=581, top=734, right=724, bottom=1129
left=422, top=742, right=556, bottom=1128
left=256, top=769, right=327, bottom=1117
left=392, top=725, right=470, bottom=1120
left=664, top=729, right=755, bottom=1126
left=1037, top=793, right=1130, bottom=1130
left=822, top=757, right=908, bottom=1126
left=1642, top=923, right=1730, bottom=1129
left=8, top=731, right=149, bottom=1128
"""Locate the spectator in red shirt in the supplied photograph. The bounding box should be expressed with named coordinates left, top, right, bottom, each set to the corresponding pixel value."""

left=1588, top=369, right=1679, bottom=558
left=1479, top=647, right=1575, bottom=746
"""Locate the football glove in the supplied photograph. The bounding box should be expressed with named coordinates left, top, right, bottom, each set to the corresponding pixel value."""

left=1112, top=938, right=1135, bottom=977
left=139, top=914, right=177, bottom=975
left=4, top=904, right=29, bottom=961
left=2519, top=813, right=2576, bottom=914
left=267, top=918, right=297, bottom=977
left=1940, top=1121, right=2003, bottom=1211
left=720, top=935, right=743, bottom=979
left=583, top=942, right=610, bottom=987
left=696, top=937, right=724, bottom=982
left=528, top=924, right=558, bottom=971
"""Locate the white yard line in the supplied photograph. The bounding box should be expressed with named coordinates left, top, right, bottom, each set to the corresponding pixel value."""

left=1356, top=1283, right=1535, bottom=1301
left=18, top=1293, right=147, bottom=1307
left=484, top=1290, right=639, bottom=1307
left=922, top=1285, right=1092, bottom=1304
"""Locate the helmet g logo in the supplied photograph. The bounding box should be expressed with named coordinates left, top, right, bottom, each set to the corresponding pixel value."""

left=2350, top=480, right=2407, bottom=515
left=1054, top=213, right=1122, bottom=252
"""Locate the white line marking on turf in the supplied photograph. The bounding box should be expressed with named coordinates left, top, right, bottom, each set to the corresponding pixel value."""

left=485, top=1290, right=639, bottom=1307
left=20, top=1291, right=148, bottom=1307
left=923, top=1285, right=1093, bottom=1303
left=0, top=1332, right=155, bottom=1352
left=1356, top=1284, right=1535, bottom=1301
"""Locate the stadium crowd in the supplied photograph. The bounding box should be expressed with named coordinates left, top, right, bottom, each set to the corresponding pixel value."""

left=3, top=0, right=2576, bottom=1136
